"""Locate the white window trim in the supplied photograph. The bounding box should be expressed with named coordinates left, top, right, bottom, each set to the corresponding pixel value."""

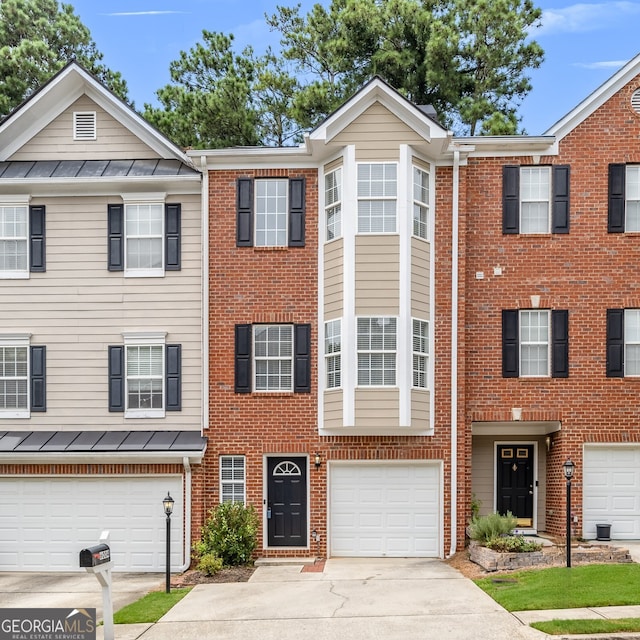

left=324, top=318, right=342, bottom=390
left=412, top=165, right=429, bottom=240
left=123, top=331, right=166, bottom=418
left=0, top=197, right=31, bottom=280
left=254, top=178, right=288, bottom=247
left=520, top=166, right=551, bottom=234
left=625, top=165, right=640, bottom=232
left=220, top=455, right=246, bottom=504
left=325, top=167, right=342, bottom=242
left=624, top=309, right=640, bottom=376
left=356, top=162, right=398, bottom=234
left=0, top=334, right=30, bottom=418
left=122, top=194, right=166, bottom=278
left=356, top=316, right=397, bottom=387
left=253, top=324, right=294, bottom=392
left=519, top=310, right=551, bottom=378
left=412, top=318, right=429, bottom=389
left=73, top=111, right=97, bottom=141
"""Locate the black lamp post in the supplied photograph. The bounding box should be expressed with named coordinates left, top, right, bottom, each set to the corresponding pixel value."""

left=562, top=458, right=575, bottom=568
left=163, top=492, right=174, bottom=593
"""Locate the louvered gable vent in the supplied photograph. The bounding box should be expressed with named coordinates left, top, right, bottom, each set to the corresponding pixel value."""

left=74, top=111, right=96, bottom=140
left=632, top=89, right=640, bottom=115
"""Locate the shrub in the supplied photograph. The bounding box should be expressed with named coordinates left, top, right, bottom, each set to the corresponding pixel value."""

left=485, top=535, right=543, bottom=553
left=197, top=502, right=259, bottom=566
left=196, top=552, right=224, bottom=575
left=468, top=512, right=517, bottom=544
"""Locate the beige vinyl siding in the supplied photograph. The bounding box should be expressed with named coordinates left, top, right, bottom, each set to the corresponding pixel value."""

left=324, top=239, right=344, bottom=317
left=323, top=389, right=343, bottom=428
left=411, top=237, right=430, bottom=318
left=324, top=158, right=343, bottom=174
left=354, top=388, right=399, bottom=428
left=411, top=389, right=430, bottom=429
left=332, top=103, right=425, bottom=161
left=10, top=96, right=160, bottom=161
left=355, top=236, right=399, bottom=315
left=0, top=194, right=201, bottom=430
left=471, top=435, right=547, bottom=531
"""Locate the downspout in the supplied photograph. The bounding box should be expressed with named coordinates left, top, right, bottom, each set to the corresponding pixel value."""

left=448, top=149, right=460, bottom=558
left=180, top=456, right=192, bottom=572
left=199, top=154, right=209, bottom=436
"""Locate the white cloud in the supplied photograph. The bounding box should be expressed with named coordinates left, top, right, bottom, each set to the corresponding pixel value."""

left=103, top=11, right=188, bottom=17
left=537, top=1, right=640, bottom=36
left=571, top=59, right=629, bottom=69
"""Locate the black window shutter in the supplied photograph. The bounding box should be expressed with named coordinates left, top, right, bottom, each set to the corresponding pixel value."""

left=502, top=310, right=519, bottom=377
left=606, top=309, right=625, bottom=377
left=165, top=204, right=181, bottom=271
left=288, top=178, right=306, bottom=247
left=237, top=178, right=253, bottom=246
left=107, top=205, right=124, bottom=271
left=551, top=310, right=569, bottom=378
left=235, top=324, right=252, bottom=393
left=608, top=164, right=626, bottom=233
left=503, top=166, right=520, bottom=234
left=294, top=323, right=311, bottom=392
left=165, top=344, right=181, bottom=410
left=29, top=206, right=46, bottom=272
left=30, top=345, right=46, bottom=412
left=108, top=345, right=125, bottom=411
left=552, top=166, right=570, bottom=234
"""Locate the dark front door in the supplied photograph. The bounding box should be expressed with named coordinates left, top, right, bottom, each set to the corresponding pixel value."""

left=496, top=444, right=534, bottom=527
left=267, top=456, right=307, bottom=547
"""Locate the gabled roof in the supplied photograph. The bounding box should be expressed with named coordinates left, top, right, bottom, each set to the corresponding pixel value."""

left=544, top=52, right=640, bottom=139
left=306, top=76, right=452, bottom=158
left=0, top=62, right=195, bottom=167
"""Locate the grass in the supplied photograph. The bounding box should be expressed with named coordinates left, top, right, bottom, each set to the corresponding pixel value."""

left=532, top=618, right=640, bottom=635
left=474, top=564, right=640, bottom=612
left=113, top=588, right=192, bottom=624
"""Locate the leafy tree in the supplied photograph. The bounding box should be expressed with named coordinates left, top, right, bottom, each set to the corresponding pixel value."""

left=0, top=0, right=128, bottom=117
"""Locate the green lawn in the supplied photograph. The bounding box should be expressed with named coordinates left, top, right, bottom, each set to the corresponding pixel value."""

left=532, top=618, right=640, bottom=636
left=113, top=588, right=192, bottom=624
left=474, top=564, right=640, bottom=612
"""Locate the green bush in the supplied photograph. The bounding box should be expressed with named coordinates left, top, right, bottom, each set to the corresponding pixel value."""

left=485, top=535, right=543, bottom=553
left=197, top=502, right=259, bottom=566
left=468, top=511, right=517, bottom=544
left=196, top=552, right=224, bottom=575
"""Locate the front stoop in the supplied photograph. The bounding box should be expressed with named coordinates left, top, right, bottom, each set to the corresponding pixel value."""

left=254, top=557, right=317, bottom=566
left=469, top=541, right=632, bottom=572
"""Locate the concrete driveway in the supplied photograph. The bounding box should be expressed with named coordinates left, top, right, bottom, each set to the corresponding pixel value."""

left=0, top=571, right=163, bottom=619
left=135, top=558, right=538, bottom=640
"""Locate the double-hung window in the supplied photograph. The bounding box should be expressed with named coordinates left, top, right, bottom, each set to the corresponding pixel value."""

left=325, top=319, right=341, bottom=389
left=502, top=309, right=569, bottom=378
left=412, top=319, right=429, bottom=388
left=255, top=179, right=288, bottom=247
left=357, top=163, right=397, bottom=233
left=0, top=336, right=46, bottom=417
left=220, top=455, right=246, bottom=504
left=503, top=165, right=570, bottom=234
left=609, top=164, right=640, bottom=232
left=254, top=324, right=293, bottom=391
left=606, top=308, right=640, bottom=376
left=108, top=334, right=181, bottom=416
left=357, top=317, right=397, bottom=386
left=413, top=167, right=429, bottom=239
left=325, top=168, right=342, bottom=241
left=0, top=203, right=45, bottom=277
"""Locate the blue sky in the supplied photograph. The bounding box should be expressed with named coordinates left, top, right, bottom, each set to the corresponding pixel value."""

left=69, top=0, right=640, bottom=135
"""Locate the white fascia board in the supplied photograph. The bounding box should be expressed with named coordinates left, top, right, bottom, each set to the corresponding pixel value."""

left=0, top=451, right=206, bottom=465
left=188, top=145, right=312, bottom=169
left=452, top=136, right=557, bottom=158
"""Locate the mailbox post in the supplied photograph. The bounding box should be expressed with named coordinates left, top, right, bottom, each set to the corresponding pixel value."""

left=80, top=531, right=114, bottom=640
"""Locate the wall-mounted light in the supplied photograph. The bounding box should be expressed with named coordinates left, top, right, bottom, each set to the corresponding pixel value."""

left=314, top=452, right=321, bottom=469
left=545, top=436, right=551, bottom=452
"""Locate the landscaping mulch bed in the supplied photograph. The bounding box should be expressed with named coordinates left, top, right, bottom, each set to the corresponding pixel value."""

left=171, top=565, right=256, bottom=586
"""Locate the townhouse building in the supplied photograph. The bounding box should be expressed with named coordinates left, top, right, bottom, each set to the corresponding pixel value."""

left=0, top=63, right=206, bottom=572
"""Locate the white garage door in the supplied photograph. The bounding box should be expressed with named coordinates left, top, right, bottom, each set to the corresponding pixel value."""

left=330, top=463, right=441, bottom=557
left=583, top=446, right=640, bottom=539
left=0, top=476, right=183, bottom=572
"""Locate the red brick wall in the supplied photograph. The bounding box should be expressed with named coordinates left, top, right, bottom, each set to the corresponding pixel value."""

left=462, top=73, right=640, bottom=536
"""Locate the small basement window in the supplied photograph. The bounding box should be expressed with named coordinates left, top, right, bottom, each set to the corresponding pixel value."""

left=74, top=112, right=96, bottom=140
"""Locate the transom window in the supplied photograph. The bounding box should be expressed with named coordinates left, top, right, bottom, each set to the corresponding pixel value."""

left=254, top=324, right=293, bottom=391
left=0, top=345, right=28, bottom=411
left=126, top=344, right=164, bottom=412
left=0, top=205, right=28, bottom=274
left=325, top=168, right=342, bottom=241
left=412, top=319, right=429, bottom=388
left=255, top=179, right=288, bottom=246
left=520, top=310, right=550, bottom=376
left=125, top=203, right=163, bottom=273
left=625, top=166, right=640, bottom=231
left=413, top=167, right=429, bottom=239
left=220, top=455, right=246, bottom=504
left=357, top=317, right=397, bottom=386
left=357, top=163, right=397, bottom=233
left=325, top=319, right=341, bottom=389
left=520, top=167, right=551, bottom=234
